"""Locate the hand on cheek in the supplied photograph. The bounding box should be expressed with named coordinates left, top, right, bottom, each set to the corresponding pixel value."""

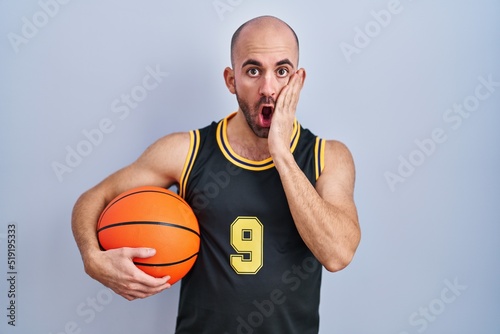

left=268, top=68, right=306, bottom=158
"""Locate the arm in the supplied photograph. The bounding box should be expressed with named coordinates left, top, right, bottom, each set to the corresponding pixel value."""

left=269, top=70, right=360, bottom=271
left=273, top=140, right=360, bottom=272
left=71, top=132, right=190, bottom=300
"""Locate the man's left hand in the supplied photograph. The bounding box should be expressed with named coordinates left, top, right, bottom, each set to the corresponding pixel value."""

left=268, top=68, right=306, bottom=159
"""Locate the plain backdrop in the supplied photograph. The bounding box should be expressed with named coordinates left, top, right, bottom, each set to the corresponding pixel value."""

left=1, top=1, right=499, bottom=333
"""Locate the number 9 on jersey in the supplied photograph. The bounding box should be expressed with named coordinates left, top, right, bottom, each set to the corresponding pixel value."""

left=230, top=216, right=264, bottom=274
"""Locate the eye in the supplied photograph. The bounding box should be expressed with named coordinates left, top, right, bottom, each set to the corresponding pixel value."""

left=247, top=68, right=260, bottom=77
left=276, top=67, right=289, bottom=78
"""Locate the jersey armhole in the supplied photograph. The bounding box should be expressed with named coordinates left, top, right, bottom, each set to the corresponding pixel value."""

left=314, top=137, right=326, bottom=181
left=179, top=129, right=201, bottom=198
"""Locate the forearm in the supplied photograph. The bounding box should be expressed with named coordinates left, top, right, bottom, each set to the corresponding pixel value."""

left=71, top=188, right=108, bottom=269
left=71, top=186, right=172, bottom=300
left=274, top=154, right=359, bottom=272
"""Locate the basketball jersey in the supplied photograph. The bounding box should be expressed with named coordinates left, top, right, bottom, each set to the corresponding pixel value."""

left=175, top=113, right=326, bottom=334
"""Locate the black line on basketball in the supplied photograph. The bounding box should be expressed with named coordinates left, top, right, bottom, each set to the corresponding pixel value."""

left=97, top=221, right=201, bottom=238
left=99, top=189, right=190, bottom=223
left=134, top=252, right=199, bottom=267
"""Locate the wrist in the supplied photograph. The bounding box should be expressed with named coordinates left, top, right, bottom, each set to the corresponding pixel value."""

left=82, top=247, right=102, bottom=277
left=272, top=150, right=295, bottom=173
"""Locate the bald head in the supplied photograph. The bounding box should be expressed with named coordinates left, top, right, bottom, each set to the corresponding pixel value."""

left=230, top=16, right=299, bottom=68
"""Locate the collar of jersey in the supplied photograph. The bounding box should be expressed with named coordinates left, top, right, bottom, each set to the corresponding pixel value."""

left=216, top=112, right=301, bottom=171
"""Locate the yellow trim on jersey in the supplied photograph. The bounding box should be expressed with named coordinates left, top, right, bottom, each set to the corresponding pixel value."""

left=179, top=130, right=201, bottom=198
left=314, top=137, right=326, bottom=180
left=216, top=113, right=301, bottom=171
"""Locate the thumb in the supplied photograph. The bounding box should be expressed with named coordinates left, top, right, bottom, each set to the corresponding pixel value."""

left=127, top=247, right=156, bottom=259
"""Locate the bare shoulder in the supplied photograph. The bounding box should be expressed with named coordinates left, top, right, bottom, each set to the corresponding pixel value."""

left=86, top=132, right=191, bottom=205
left=316, top=140, right=356, bottom=198
left=324, top=140, right=355, bottom=172
left=141, top=131, right=191, bottom=158
left=134, top=131, right=191, bottom=183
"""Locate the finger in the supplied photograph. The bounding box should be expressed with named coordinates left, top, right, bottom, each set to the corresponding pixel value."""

left=122, top=293, right=137, bottom=301
left=125, top=281, right=171, bottom=299
left=290, top=70, right=305, bottom=95
left=116, top=274, right=171, bottom=300
left=127, top=266, right=171, bottom=288
left=297, top=68, right=306, bottom=85
left=125, top=247, right=157, bottom=259
left=275, top=69, right=305, bottom=121
left=121, top=289, right=149, bottom=301
left=108, top=284, right=139, bottom=301
left=281, top=73, right=302, bottom=112
left=276, top=84, right=290, bottom=111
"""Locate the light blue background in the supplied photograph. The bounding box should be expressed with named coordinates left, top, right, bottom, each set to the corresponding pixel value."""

left=1, top=0, right=499, bottom=333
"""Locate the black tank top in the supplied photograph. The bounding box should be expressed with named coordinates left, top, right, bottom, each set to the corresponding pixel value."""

left=175, top=113, right=326, bottom=334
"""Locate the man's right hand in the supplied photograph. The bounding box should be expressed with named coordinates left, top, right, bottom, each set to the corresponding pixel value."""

left=71, top=132, right=190, bottom=300
left=84, top=247, right=171, bottom=301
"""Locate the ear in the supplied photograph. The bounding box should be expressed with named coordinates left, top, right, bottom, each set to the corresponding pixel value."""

left=223, top=67, right=236, bottom=95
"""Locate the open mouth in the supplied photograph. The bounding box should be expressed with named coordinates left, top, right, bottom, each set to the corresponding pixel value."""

left=261, top=106, right=273, bottom=120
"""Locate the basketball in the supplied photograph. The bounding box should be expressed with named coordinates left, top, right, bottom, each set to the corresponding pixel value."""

left=97, top=186, right=200, bottom=285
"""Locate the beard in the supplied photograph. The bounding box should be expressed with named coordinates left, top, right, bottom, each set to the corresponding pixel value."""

left=235, top=87, right=275, bottom=139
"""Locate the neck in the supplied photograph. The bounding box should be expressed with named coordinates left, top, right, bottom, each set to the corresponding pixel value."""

left=226, top=110, right=271, bottom=161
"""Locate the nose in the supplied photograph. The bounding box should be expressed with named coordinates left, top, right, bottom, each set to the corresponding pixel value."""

left=258, top=73, right=277, bottom=98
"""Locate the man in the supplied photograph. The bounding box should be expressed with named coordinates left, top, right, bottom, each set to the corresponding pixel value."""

left=72, top=15, right=360, bottom=333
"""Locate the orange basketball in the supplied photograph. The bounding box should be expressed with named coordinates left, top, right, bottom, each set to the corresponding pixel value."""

left=97, top=186, right=200, bottom=285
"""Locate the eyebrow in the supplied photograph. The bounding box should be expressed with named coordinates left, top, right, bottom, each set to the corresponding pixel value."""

left=241, top=58, right=295, bottom=69
left=241, top=59, right=262, bottom=68
left=276, top=59, right=294, bottom=68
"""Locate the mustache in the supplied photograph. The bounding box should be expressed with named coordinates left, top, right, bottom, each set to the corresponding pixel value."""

left=255, top=96, right=275, bottom=109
